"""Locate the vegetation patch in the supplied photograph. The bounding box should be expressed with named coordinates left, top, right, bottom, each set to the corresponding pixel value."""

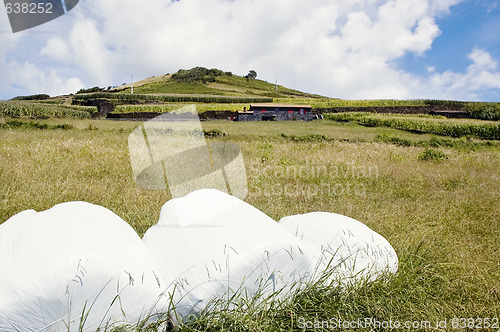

left=419, top=148, right=449, bottom=162
left=0, top=119, right=73, bottom=130
left=73, top=92, right=272, bottom=104
left=375, top=134, right=499, bottom=150
left=375, top=134, right=414, bottom=147
left=0, top=102, right=93, bottom=119
left=325, top=112, right=500, bottom=140
left=422, top=99, right=465, bottom=107
left=203, top=129, right=228, bottom=137
left=115, top=103, right=246, bottom=114
left=279, top=132, right=331, bottom=142
left=132, top=81, right=224, bottom=95
left=11, top=94, right=50, bottom=101
left=77, top=86, right=104, bottom=94
left=464, top=102, right=500, bottom=121
left=171, top=67, right=226, bottom=83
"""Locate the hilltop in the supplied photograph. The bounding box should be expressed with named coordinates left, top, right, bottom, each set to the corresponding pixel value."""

left=111, top=67, right=324, bottom=99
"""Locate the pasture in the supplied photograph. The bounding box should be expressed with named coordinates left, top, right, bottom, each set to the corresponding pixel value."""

left=0, top=116, right=498, bottom=331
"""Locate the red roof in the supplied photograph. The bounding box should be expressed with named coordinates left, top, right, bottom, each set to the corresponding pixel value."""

left=250, top=103, right=312, bottom=108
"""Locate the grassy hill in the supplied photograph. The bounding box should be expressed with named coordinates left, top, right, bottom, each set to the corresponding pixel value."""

left=112, top=67, right=323, bottom=99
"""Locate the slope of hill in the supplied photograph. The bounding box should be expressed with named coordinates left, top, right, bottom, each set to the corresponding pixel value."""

left=113, top=67, right=324, bottom=99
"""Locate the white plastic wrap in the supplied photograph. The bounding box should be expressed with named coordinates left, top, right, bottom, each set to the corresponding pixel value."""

left=0, top=202, right=168, bottom=332
left=0, top=190, right=398, bottom=329
left=279, top=212, right=399, bottom=284
left=142, top=189, right=315, bottom=319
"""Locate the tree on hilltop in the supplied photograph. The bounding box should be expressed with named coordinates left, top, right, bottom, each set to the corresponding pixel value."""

left=245, top=70, right=257, bottom=80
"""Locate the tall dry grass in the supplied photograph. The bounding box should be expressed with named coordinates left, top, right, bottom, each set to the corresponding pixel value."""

left=1, top=118, right=498, bottom=331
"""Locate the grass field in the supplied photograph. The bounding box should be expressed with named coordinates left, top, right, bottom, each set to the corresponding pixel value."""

left=0, top=117, right=499, bottom=331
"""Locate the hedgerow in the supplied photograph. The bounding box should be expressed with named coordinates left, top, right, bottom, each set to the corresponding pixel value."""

left=464, top=102, right=500, bottom=121
left=0, top=102, right=93, bottom=119
left=73, top=92, right=272, bottom=104
left=325, top=113, right=500, bottom=140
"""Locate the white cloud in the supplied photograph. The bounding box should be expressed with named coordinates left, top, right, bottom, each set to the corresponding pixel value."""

left=68, top=18, right=112, bottom=85
left=41, top=37, right=71, bottom=62
left=1, top=0, right=499, bottom=101
left=422, top=48, right=500, bottom=100
left=2, top=59, right=84, bottom=97
left=468, top=48, right=498, bottom=71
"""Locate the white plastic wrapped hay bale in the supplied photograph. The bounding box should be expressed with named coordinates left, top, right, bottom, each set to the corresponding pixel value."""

left=0, top=193, right=399, bottom=329
left=279, top=212, right=398, bottom=285
left=142, top=189, right=315, bottom=319
left=0, top=202, right=168, bottom=332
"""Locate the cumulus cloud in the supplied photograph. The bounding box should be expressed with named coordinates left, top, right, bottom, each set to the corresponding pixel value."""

left=1, top=0, right=499, bottom=100
left=424, top=48, right=500, bottom=100
left=2, top=59, right=84, bottom=97
left=40, top=37, right=71, bottom=62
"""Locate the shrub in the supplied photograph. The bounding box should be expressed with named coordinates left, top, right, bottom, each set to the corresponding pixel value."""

left=209, top=68, right=224, bottom=76
left=171, top=67, right=218, bottom=83
left=0, top=119, right=73, bottom=130
left=419, top=148, right=448, bottom=162
left=203, top=129, right=228, bottom=137
left=77, top=86, right=103, bottom=94
left=280, top=133, right=329, bottom=142
left=464, top=102, right=500, bottom=121
left=11, top=94, right=50, bottom=101
left=375, top=134, right=414, bottom=146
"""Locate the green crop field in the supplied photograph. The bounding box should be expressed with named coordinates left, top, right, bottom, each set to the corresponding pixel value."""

left=325, top=112, right=500, bottom=140
left=114, top=103, right=248, bottom=113
left=0, top=114, right=498, bottom=331
left=0, top=101, right=94, bottom=119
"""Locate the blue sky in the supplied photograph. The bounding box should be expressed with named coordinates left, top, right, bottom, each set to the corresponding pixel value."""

left=399, top=0, right=499, bottom=72
left=1, top=0, right=499, bottom=101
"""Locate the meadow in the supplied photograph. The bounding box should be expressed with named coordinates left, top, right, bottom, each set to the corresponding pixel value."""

left=0, top=116, right=499, bottom=331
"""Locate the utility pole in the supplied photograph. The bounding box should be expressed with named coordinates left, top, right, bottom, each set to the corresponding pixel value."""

left=275, top=72, right=278, bottom=93
left=131, top=74, right=134, bottom=95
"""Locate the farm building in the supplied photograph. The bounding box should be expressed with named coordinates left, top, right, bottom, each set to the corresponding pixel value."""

left=238, top=104, right=314, bottom=121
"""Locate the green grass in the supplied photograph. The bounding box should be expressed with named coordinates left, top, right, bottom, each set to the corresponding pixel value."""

left=126, top=81, right=225, bottom=95
left=0, top=119, right=73, bottom=130
left=114, top=69, right=320, bottom=98
left=210, top=74, right=318, bottom=98
left=1, top=117, right=499, bottom=331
